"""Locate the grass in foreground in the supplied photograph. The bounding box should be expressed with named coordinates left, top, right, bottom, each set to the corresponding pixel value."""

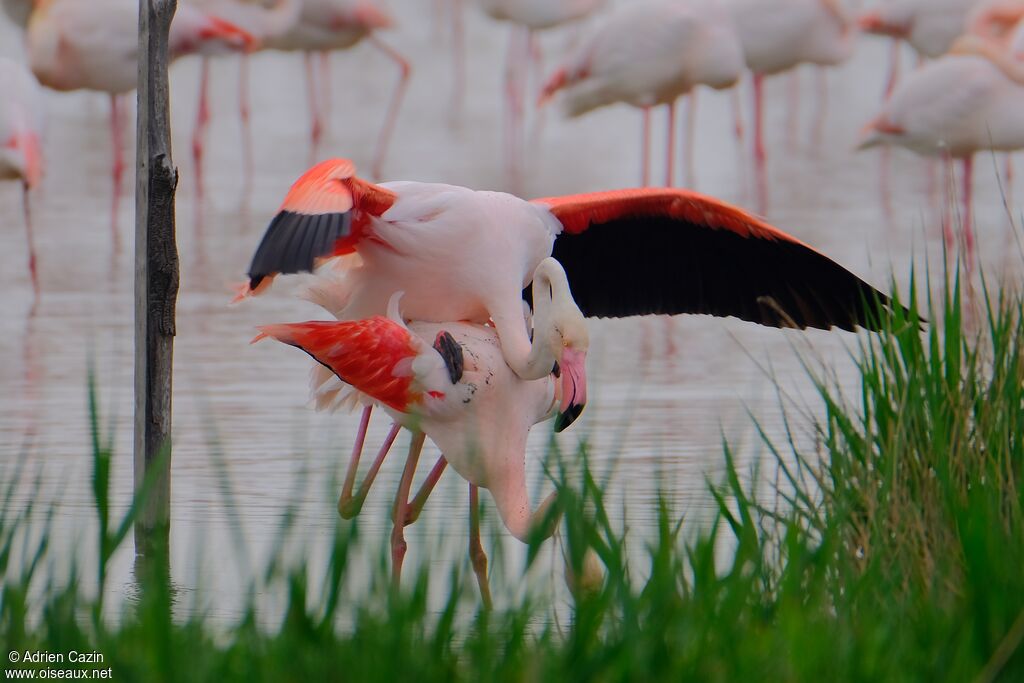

left=1, top=272, right=1023, bottom=682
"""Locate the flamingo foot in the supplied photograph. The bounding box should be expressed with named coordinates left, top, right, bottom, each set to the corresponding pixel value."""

left=469, top=484, right=493, bottom=609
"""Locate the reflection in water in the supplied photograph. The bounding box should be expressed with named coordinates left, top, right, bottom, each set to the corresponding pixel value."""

left=1, top=2, right=1023, bottom=617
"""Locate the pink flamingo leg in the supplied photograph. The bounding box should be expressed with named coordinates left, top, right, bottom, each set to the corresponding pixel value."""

left=239, top=54, right=254, bottom=197
left=23, top=183, right=38, bottom=298
left=641, top=106, right=652, bottom=187
left=752, top=73, right=766, bottom=165
left=404, top=456, right=448, bottom=526
left=731, top=82, right=744, bottom=144
left=683, top=91, right=698, bottom=188
left=192, top=57, right=211, bottom=198
left=304, top=52, right=323, bottom=151
left=941, top=154, right=955, bottom=253
left=962, top=156, right=975, bottom=269
left=337, top=408, right=403, bottom=518
left=469, top=484, right=493, bottom=609
left=752, top=74, right=768, bottom=213
left=883, top=39, right=901, bottom=99
left=1005, top=154, right=1014, bottom=211
left=665, top=100, right=676, bottom=187
left=109, top=94, right=124, bottom=249
left=320, top=51, right=332, bottom=140
left=391, top=431, right=426, bottom=588
left=528, top=32, right=546, bottom=151
left=368, top=36, right=411, bottom=181
left=502, top=27, right=529, bottom=192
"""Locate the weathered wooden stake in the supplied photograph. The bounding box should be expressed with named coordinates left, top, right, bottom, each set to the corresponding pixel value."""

left=134, top=0, right=179, bottom=556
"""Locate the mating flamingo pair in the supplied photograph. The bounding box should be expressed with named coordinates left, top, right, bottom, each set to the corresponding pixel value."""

left=239, top=157, right=900, bottom=602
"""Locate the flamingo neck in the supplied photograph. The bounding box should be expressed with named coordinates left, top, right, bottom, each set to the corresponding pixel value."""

left=498, top=259, right=576, bottom=381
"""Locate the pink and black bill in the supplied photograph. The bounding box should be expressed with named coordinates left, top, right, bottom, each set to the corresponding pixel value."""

left=433, top=331, right=465, bottom=385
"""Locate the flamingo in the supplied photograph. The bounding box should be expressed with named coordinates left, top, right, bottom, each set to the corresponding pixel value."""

left=858, top=0, right=979, bottom=98
left=539, top=0, right=744, bottom=188
left=186, top=0, right=301, bottom=197
left=0, top=57, right=44, bottom=296
left=859, top=23, right=1024, bottom=264
left=726, top=0, right=857, bottom=208
left=476, top=0, right=607, bottom=191
left=25, top=0, right=254, bottom=240
left=239, top=157, right=901, bottom=430
left=262, top=0, right=410, bottom=178
left=255, top=259, right=584, bottom=599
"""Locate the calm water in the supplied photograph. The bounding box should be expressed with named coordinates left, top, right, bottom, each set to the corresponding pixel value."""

left=1, top=1, right=1021, bottom=617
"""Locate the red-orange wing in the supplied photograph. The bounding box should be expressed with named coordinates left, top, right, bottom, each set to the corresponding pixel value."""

left=533, top=188, right=896, bottom=331
left=245, top=159, right=396, bottom=293
left=255, top=317, right=418, bottom=412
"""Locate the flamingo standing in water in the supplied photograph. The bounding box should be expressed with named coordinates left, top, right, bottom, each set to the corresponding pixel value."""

left=859, top=19, right=1024, bottom=264
left=539, top=0, right=744, bottom=188
left=0, top=57, right=44, bottom=296
left=256, top=258, right=585, bottom=600
left=25, top=0, right=254, bottom=240
left=238, top=159, right=902, bottom=546
left=476, top=0, right=607, bottom=191
left=186, top=0, right=301, bottom=196
left=262, top=0, right=409, bottom=178
left=858, top=0, right=979, bottom=98
left=726, top=0, right=857, bottom=210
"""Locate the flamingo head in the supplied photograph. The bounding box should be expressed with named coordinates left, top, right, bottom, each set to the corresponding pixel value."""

left=532, top=258, right=590, bottom=432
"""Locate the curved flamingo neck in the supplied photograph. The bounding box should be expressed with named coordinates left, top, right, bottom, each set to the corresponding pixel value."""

left=497, top=259, right=575, bottom=381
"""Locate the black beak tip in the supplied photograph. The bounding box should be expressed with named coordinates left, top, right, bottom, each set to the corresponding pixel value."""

left=554, top=403, right=585, bottom=433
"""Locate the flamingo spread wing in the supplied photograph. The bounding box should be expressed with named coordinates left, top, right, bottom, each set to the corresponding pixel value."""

left=533, top=189, right=899, bottom=331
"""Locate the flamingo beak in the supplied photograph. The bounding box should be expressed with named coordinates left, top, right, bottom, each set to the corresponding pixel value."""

left=554, top=347, right=587, bottom=433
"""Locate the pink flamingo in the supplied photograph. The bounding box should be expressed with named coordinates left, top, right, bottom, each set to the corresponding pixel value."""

left=476, top=0, right=607, bottom=191
left=859, top=21, right=1024, bottom=265
left=187, top=0, right=301, bottom=197
left=727, top=0, right=857, bottom=210
left=0, top=57, right=45, bottom=296
left=255, top=260, right=585, bottom=599
left=25, top=0, right=254, bottom=241
left=262, top=0, right=409, bottom=178
left=539, top=0, right=743, bottom=188
left=238, top=158, right=901, bottom=464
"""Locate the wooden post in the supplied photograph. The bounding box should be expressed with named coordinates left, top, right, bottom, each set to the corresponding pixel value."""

left=134, top=0, right=179, bottom=557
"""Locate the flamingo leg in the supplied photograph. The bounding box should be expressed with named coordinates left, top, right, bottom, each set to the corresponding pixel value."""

left=368, top=36, right=411, bottom=181
left=883, top=39, right=901, bottom=100
left=641, top=106, right=652, bottom=187
left=404, top=456, right=448, bottom=526
left=752, top=74, right=768, bottom=213
left=320, top=51, right=332, bottom=140
left=941, top=153, right=955, bottom=252
left=391, top=431, right=426, bottom=588
left=304, top=52, right=323, bottom=151
left=527, top=31, right=546, bottom=151
left=469, top=484, right=493, bottom=609
left=337, top=408, right=402, bottom=519
left=192, top=57, right=211, bottom=199
left=731, top=82, right=744, bottom=144
left=962, top=155, right=975, bottom=268
left=109, top=94, right=124, bottom=248
left=684, top=91, right=697, bottom=188
left=665, top=100, right=676, bottom=187
left=239, top=54, right=253, bottom=197
left=22, top=182, right=38, bottom=298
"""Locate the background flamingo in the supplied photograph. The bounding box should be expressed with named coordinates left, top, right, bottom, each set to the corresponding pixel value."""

left=539, top=0, right=744, bottom=188
left=25, top=0, right=253, bottom=241
left=0, top=56, right=44, bottom=295
left=859, top=25, right=1024, bottom=265
left=262, top=0, right=409, bottom=178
